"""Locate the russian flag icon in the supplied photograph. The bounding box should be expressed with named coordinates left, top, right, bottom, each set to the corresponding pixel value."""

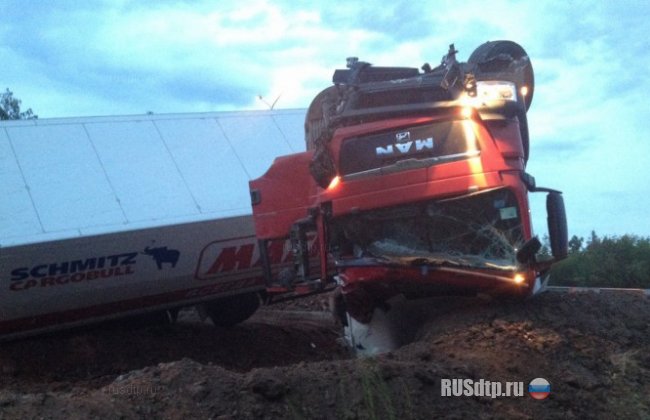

left=529, top=378, right=551, bottom=400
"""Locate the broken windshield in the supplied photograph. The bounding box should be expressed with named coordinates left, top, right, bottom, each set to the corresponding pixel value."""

left=330, top=188, right=524, bottom=271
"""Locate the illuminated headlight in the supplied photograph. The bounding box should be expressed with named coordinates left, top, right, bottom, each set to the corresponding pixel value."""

left=513, top=273, right=525, bottom=284
left=327, top=175, right=341, bottom=190
left=475, top=81, right=517, bottom=106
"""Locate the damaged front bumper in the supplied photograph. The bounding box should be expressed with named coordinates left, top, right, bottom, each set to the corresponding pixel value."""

left=328, top=188, right=538, bottom=322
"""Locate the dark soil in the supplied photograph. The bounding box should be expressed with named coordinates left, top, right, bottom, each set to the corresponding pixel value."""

left=0, top=291, right=649, bottom=419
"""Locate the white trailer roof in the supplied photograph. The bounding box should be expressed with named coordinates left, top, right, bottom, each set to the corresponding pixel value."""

left=0, top=109, right=306, bottom=247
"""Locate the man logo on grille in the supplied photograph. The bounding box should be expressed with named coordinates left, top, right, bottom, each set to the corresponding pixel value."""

left=376, top=137, right=434, bottom=157
left=395, top=131, right=411, bottom=142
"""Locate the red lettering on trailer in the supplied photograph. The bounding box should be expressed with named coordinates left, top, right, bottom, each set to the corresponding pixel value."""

left=9, top=279, right=38, bottom=291
left=195, top=236, right=259, bottom=281
left=205, top=244, right=255, bottom=275
left=252, top=239, right=292, bottom=267
left=196, top=235, right=321, bottom=281
left=71, top=273, right=85, bottom=282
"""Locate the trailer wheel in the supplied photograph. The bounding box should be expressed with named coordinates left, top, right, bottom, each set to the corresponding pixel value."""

left=205, top=292, right=261, bottom=328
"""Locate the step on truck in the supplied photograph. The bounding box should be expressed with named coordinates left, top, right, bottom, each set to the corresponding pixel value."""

left=0, top=110, right=308, bottom=340
left=251, top=41, right=569, bottom=333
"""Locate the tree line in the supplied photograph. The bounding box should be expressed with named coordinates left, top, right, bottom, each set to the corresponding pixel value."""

left=548, top=232, right=650, bottom=288
left=1, top=88, right=37, bottom=120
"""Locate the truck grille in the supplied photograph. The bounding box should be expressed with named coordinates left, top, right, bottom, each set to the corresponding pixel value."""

left=339, top=120, right=478, bottom=176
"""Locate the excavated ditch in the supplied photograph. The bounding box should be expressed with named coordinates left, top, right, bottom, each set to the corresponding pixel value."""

left=0, top=291, right=649, bottom=419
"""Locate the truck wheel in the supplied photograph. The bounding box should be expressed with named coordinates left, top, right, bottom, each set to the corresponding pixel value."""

left=468, top=40, right=534, bottom=111
left=468, top=40, right=533, bottom=163
left=205, top=292, right=261, bottom=328
left=305, top=86, right=338, bottom=150
left=517, top=109, right=530, bottom=164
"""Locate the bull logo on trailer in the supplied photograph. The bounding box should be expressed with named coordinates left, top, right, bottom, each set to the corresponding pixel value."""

left=142, top=246, right=180, bottom=270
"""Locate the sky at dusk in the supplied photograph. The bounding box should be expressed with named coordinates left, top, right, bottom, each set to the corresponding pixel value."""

left=1, top=0, right=649, bottom=239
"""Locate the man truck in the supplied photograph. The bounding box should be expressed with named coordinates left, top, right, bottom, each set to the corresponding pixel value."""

left=250, top=41, right=568, bottom=338
left=1, top=41, right=567, bottom=343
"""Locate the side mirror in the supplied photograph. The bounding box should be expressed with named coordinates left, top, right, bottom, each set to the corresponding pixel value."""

left=547, top=192, right=568, bottom=260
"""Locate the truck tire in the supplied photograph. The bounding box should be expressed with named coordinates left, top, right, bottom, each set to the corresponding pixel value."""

left=468, top=40, right=534, bottom=111
left=205, top=292, right=261, bottom=328
left=468, top=40, right=533, bottom=163
left=305, top=86, right=338, bottom=150
left=517, top=109, right=530, bottom=164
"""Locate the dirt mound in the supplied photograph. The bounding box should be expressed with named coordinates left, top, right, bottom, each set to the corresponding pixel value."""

left=1, top=291, right=649, bottom=419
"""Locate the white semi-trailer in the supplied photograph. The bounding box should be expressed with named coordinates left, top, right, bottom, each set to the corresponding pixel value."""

left=0, top=109, right=305, bottom=340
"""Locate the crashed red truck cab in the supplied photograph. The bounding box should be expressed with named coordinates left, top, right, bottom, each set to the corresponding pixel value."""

left=251, top=41, right=568, bottom=324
